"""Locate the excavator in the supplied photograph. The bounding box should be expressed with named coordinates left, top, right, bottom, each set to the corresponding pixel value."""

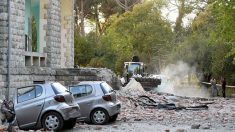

left=121, top=56, right=161, bottom=91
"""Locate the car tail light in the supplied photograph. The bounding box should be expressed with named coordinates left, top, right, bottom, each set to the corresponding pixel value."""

left=54, top=95, right=66, bottom=102
left=102, top=95, right=112, bottom=101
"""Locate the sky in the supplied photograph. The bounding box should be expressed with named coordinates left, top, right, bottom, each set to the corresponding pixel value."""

left=83, top=0, right=200, bottom=33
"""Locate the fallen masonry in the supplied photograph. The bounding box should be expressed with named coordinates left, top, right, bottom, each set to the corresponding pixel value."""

left=117, top=79, right=235, bottom=130
left=136, top=95, right=208, bottom=110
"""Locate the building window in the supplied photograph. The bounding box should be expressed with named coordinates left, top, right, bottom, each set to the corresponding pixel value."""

left=25, top=0, right=40, bottom=52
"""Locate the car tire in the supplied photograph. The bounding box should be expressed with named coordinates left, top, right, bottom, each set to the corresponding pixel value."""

left=63, top=118, right=77, bottom=129
left=109, top=114, right=118, bottom=122
left=42, top=112, right=64, bottom=131
left=90, top=108, right=109, bottom=125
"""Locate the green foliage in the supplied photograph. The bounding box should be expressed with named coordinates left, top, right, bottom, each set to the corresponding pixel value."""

left=102, top=1, right=173, bottom=73
left=169, top=0, right=235, bottom=83
left=74, top=30, right=95, bottom=66
left=211, top=0, right=235, bottom=63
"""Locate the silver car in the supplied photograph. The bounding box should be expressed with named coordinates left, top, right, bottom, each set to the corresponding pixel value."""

left=13, top=82, right=80, bottom=131
left=69, top=81, right=121, bottom=125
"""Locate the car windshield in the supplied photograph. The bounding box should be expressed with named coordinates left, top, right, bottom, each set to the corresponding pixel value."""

left=128, top=63, right=140, bottom=73
left=100, top=82, right=113, bottom=94
left=51, top=83, right=68, bottom=94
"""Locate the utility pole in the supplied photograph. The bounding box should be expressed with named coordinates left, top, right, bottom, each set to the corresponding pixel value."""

left=7, top=0, right=12, bottom=100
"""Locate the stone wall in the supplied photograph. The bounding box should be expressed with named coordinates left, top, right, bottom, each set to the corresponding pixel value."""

left=60, top=0, right=74, bottom=68
left=46, top=0, right=61, bottom=68
left=8, top=67, right=56, bottom=98
left=0, top=1, right=8, bottom=97
left=0, top=1, right=8, bottom=68
left=9, top=0, right=25, bottom=68
left=0, top=0, right=25, bottom=98
left=0, top=0, right=25, bottom=68
left=55, top=68, right=120, bottom=90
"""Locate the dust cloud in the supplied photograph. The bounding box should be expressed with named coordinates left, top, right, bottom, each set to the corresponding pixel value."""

left=155, top=61, right=210, bottom=98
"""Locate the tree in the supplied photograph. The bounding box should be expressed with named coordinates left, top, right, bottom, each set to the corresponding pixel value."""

left=114, top=0, right=141, bottom=11
left=164, top=0, right=207, bottom=42
left=168, top=0, right=235, bottom=83
left=74, top=29, right=95, bottom=66
left=102, top=1, right=173, bottom=74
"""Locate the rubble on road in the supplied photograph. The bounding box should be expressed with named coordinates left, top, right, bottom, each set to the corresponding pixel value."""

left=117, top=79, right=235, bottom=130
left=118, top=79, right=209, bottom=111
left=0, top=125, right=6, bottom=132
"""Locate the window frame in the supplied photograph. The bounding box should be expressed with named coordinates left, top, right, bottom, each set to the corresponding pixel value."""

left=69, top=84, right=93, bottom=98
left=17, top=85, right=43, bottom=103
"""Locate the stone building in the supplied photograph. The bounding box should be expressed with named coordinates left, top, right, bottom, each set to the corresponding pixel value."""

left=0, top=0, right=118, bottom=99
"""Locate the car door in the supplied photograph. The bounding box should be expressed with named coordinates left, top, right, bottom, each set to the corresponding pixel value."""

left=14, top=85, right=45, bottom=128
left=70, top=85, right=94, bottom=120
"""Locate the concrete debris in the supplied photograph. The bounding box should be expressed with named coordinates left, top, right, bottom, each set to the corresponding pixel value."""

left=0, top=125, right=6, bottom=132
left=175, top=129, right=186, bottom=132
left=94, top=126, right=102, bottom=130
left=117, top=79, right=235, bottom=130
left=201, top=125, right=210, bottom=129
left=191, top=124, right=200, bottom=129
left=119, top=79, right=146, bottom=97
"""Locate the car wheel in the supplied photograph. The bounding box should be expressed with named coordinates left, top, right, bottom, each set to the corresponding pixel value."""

left=91, top=108, right=109, bottom=125
left=109, top=114, right=118, bottom=122
left=63, top=118, right=77, bottom=129
left=42, top=112, right=64, bottom=131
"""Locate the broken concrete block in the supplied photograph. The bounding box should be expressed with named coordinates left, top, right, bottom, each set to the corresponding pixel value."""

left=191, top=124, right=200, bottom=129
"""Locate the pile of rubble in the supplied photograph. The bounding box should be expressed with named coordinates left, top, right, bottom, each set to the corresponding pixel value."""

left=0, top=99, right=7, bottom=132
left=117, top=79, right=235, bottom=130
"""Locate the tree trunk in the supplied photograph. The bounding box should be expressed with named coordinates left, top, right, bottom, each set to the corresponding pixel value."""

left=125, top=0, right=128, bottom=11
left=174, top=0, right=185, bottom=33
left=80, top=0, right=85, bottom=36
left=95, top=4, right=102, bottom=36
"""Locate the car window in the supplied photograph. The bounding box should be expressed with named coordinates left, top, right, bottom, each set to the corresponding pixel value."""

left=17, top=86, right=36, bottom=103
left=35, top=85, right=43, bottom=97
left=51, top=83, right=68, bottom=94
left=70, top=85, right=93, bottom=98
left=100, top=82, right=113, bottom=94
left=86, top=85, right=92, bottom=95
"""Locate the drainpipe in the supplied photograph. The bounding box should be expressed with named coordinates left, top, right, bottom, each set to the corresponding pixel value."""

left=7, top=0, right=12, bottom=100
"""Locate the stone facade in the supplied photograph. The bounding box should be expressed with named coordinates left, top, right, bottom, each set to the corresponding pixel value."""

left=60, top=0, right=74, bottom=68
left=0, top=0, right=118, bottom=99
left=46, top=0, right=62, bottom=68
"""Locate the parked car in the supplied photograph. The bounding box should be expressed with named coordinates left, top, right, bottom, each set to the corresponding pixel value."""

left=69, top=81, right=121, bottom=125
left=13, top=82, right=80, bottom=131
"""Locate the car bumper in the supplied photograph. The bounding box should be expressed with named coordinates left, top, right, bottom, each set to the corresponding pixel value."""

left=105, top=100, right=121, bottom=116
left=58, top=104, right=81, bottom=121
